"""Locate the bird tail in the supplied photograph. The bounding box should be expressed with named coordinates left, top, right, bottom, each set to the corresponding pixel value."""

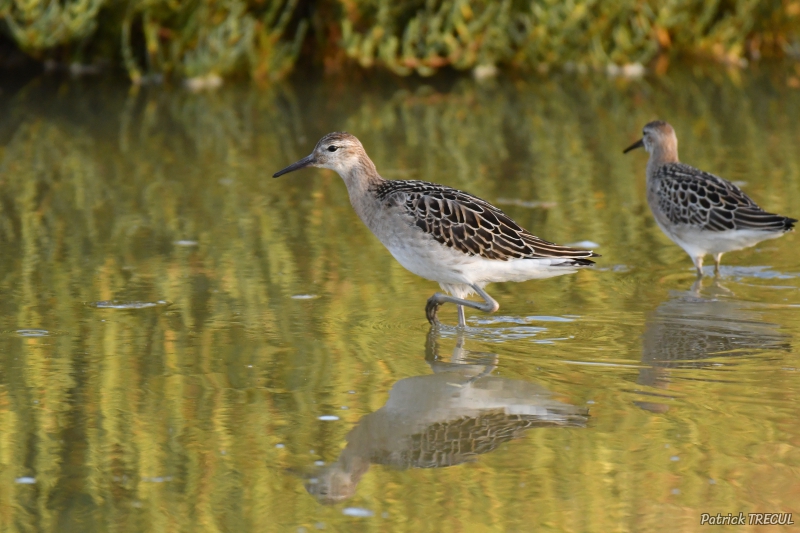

left=560, top=257, right=596, bottom=267
left=733, top=209, right=797, bottom=232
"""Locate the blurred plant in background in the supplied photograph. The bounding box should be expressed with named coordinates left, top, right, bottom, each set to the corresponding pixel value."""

left=120, top=0, right=307, bottom=84
left=0, top=0, right=798, bottom=81
left=340, top=0, right=800, bottom=75
left=0, top=0, right=308, bottom=83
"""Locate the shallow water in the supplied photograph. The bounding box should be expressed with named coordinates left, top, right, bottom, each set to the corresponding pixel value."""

left=0, top=65, right=799, bottom=532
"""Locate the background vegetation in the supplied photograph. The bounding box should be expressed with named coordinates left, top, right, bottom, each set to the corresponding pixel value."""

left=0, top=0, right=799, bottom=82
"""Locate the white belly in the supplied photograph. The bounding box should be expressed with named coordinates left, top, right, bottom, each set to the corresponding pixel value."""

left=384, top=237, right=477, bottom=284
left=646, top=191, right=787, bottom=258
left=363, top=204, right=584, bottom=287
left=661, top=223, right=784, bottom=258
left=383, top=232, right=581, bottom=285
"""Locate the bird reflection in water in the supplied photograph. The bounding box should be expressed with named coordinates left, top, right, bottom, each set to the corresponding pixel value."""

left=636, top=279, right=791, bottom=412
left=306, top=331, right=588, bottom=503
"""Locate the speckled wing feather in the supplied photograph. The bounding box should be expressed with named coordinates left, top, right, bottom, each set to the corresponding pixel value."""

left=375, top=180, right=597, bottom=263
left=655, top=163, right=796, bottom=232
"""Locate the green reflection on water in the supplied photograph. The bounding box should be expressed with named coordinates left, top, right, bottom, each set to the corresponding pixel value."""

left=0, top=67, right=799, bottom=532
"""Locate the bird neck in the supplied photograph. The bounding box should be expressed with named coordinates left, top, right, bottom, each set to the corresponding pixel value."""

left=339, top=158, right=385, bottom=199
left=647, top=140, right=679, bottom=176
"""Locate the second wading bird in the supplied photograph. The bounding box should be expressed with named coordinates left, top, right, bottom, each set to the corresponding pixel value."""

left=624, top=120, right=796, bottom=276
left=273, top=133, right=597, bottom=326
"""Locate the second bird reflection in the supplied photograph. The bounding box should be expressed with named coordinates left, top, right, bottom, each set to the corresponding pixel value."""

left=307, top=331, right=588, bottom=503
left=635, top=280, right=791, bottom=412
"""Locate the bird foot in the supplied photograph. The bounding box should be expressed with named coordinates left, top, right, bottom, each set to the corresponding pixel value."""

left=425, top=296, right=442, bottom=325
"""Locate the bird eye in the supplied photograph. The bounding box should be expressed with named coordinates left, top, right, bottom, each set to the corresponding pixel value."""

left=327, top=146, right=338, bottom=152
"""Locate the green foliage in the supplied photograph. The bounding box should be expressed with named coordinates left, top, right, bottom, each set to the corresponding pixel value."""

left=0, top=0, right=307, bottom=82
left=1, top=0, right=106, bottom=50
left=339, top=0, right=800, bottom=74
left=513, top=0, right=660, bottom=68
left=120, top=0, right=308, bottom=82
left=0, top=1, right=798, bottom=80
left=340, top=0, right=517, bottom=75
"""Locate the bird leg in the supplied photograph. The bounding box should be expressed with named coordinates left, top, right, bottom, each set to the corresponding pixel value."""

left=457, top=305, right=466, bottom=327
left=693, top=256, right=704, bottom=277
left=426, top=284, right=499, bottom=326
left=713, top=253, right=723, bottom=276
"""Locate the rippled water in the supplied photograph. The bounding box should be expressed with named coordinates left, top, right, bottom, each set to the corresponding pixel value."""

left=1, top=65, right=799, bottom=532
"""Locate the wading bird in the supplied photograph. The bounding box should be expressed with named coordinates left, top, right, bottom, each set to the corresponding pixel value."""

left=624, top=120, right=795, bottom=276
left=274, top=132, right=597, bottom=326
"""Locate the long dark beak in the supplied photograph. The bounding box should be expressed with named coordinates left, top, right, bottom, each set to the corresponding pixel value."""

left=623, top=138, right=644, bottom=154
left=273, top=154, right=315, bottom=178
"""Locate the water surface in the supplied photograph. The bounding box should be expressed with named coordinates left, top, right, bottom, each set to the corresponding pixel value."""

left=1, top=66, right=799, bottom=532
